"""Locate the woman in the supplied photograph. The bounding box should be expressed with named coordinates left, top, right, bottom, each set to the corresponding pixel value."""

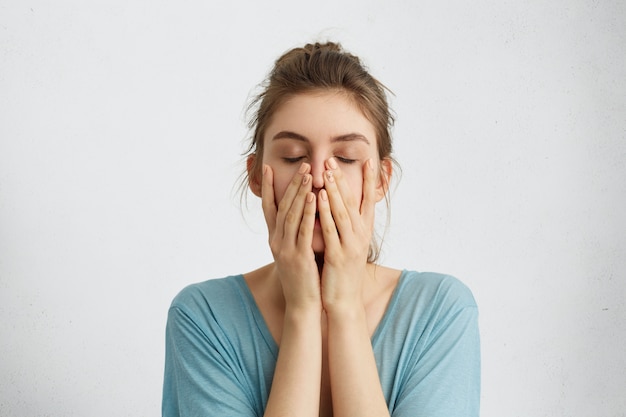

left=163, top=42, right=480, bottom=417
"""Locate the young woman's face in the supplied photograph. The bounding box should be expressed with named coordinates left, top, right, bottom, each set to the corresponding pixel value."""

left=261, top=91, right=382, bottom=253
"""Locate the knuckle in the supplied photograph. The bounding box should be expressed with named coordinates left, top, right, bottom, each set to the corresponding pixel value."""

left=298, top=222, right=311, bottom=236
left=334, top=210, right=348, bottom=223
left=298, top=181, right=309, bottom=195
left=261, top=197, right=272, bottom=209
left=285, top=211, right=297, bottom=225
left=277, top=199, right=290, bottom=212
left=322, top=223, right=336, bottom=235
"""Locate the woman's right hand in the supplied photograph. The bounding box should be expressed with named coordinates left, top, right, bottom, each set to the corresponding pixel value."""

left=262, top=163, right=321, bottom=310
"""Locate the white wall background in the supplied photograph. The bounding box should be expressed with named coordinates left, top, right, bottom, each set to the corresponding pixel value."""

left=1, top=0, right=625, bottom=416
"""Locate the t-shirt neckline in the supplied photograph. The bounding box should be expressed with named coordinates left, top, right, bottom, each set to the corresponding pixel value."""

left=234, top=269, right=409, bottom=354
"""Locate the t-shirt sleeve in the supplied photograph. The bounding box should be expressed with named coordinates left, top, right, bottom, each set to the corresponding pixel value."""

left=392, top=277, right=481, bottom=417
left=162, top=304, right=258, bottom=417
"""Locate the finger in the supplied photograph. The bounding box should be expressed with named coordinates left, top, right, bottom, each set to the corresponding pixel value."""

left=360, top=159, right=377, bottom=228
left=261, top=164, right=277, bottom=234
left=283, top=172, right=313, bottom=245
left=327, top=158, right=359, bottom=209
left=275, top=163, right=310, bottom=238
left=317, top=188, right=340, bottom=250
left=297, top=192, right=316, bottom=249
left=323, top=162, right=352, bottom=237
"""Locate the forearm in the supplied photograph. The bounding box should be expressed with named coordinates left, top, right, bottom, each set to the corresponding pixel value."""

left=264, top=307, right=322, bottom=417
left=327, top=305, right=390, bottom=417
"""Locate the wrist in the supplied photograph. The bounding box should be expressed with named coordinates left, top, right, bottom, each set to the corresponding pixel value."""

left=284, top=302, right=323, bottom=320
left=282, top=289, right=322, bottom=312
left=323, top=300, right=366, bottom=323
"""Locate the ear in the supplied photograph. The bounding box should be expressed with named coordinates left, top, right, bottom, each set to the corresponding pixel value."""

left=375, top=158, right=393, bottom=202
left=247, top=154, right=262, bottom=198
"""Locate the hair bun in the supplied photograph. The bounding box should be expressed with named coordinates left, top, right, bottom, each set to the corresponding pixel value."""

left=304, top=41, right=343, bottom=54
left=274, top=41, right=361, bottom=69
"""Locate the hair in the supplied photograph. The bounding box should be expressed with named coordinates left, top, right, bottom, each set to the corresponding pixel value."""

left=242, top=41, right=398, bottom=262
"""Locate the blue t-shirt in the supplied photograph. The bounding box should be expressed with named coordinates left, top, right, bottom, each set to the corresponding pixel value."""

left=163, top=270, right=480, bottom=416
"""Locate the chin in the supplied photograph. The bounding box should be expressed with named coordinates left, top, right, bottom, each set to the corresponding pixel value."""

left=311, top=235, right=325, bottom=254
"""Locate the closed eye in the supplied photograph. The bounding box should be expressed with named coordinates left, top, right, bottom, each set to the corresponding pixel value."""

left=282, top=156, right=306, bottom=163
left=335, top=156, right=357, bottom=164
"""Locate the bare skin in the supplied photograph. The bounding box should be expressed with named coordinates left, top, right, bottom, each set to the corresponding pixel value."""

left=245, top=92, right=401, bottom=417
left=245, top=263, right=400, bottom=416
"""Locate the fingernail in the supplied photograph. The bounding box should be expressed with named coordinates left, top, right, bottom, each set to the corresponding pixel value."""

left=320, top=189, right=328, bottom=201
left=326, top=170, right=334, bottom=182
left=302, top=174, right=310, bottom=185
left=327, top=157, right=338, bottom=170
left=298, top=163, right=308, bottom=174
left=368, top=159, right=374, bottom=170
left=307, top=192, right=314, bottom=203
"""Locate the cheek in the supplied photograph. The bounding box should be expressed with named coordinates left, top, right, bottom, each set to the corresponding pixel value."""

left=273, top=180, right=288, bottom=204
left=345, top=169, right=364, bottom=201
left=270, top=167, right=295, bottom=204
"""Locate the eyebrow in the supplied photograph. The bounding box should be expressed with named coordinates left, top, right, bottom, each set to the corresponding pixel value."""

left=272, top=131, right=370, bottom=145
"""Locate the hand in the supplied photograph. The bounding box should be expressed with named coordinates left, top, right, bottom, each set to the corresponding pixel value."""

left=262, top=163, right=322, bottom=310
left=317, top=157, right=377, bottom=313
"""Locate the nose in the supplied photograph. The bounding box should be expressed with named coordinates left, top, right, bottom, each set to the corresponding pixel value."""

left=310, top=159, right=326, bottom=190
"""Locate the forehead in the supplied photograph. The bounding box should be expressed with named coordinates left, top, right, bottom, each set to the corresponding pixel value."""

left=264, top=91, right=377, bottom=145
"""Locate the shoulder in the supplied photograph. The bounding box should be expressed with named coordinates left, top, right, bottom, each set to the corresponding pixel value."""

left=171, top=275, right=242, bottom=304
left=398, top=270, right=477, bottom=309
left=168, top=275, right=250, bottom=327
left=378, top=270, right=479, bottom=361
left=389, top=270, right=478, bottom=330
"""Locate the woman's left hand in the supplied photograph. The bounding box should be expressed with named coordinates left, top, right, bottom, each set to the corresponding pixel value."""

left=317, top=157, right=377, bottom=313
